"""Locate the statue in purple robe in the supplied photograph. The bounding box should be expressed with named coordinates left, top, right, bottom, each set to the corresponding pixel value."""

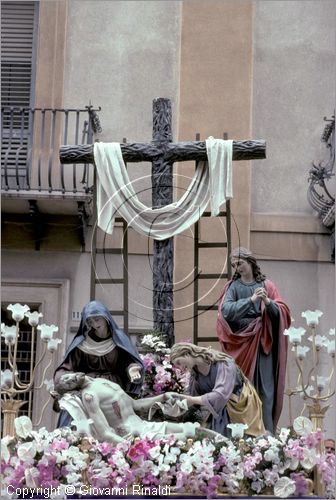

left=169, top=343, right=265, bottom=437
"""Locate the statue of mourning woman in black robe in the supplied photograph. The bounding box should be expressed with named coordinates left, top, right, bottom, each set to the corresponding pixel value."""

left=53, top=301, right=144, bottom=427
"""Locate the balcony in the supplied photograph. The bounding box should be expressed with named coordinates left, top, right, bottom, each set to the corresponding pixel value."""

left=1, top=106, right=101, bottom=250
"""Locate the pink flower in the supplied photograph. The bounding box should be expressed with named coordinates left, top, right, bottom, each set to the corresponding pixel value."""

left=50, top=439, right=68, bottom=451
left=302, top=430, right=323, bottom=448
left=97, top=442, right=114, bottom=456
left=142, top=354, right=156, bottom=370
left=127, top=440, right=152, bottom=462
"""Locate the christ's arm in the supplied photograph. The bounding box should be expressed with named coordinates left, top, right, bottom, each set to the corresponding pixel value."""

left=132, top=393, right=168, bottom=412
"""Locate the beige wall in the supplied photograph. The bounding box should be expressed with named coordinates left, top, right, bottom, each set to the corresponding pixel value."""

left=174, top=0, right=254, bottom=342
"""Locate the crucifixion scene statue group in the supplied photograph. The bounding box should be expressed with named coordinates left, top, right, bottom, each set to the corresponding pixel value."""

left=1, top=2, right=335, bottom=498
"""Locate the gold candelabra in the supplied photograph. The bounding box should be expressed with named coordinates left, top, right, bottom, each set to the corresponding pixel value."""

left=285, top=310, right=335, bottom=496
left=1, top=303, right=61, bottom=437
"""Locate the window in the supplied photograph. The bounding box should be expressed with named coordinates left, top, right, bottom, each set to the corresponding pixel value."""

left=1, top=1, right=39, bottom=189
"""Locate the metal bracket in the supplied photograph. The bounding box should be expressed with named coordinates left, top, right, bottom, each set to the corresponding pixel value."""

left=28, top=200, right=44, bottom=251
left=77, top=201, right=90, bottom=250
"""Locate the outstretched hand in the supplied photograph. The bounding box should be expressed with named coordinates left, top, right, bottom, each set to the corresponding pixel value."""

left=163, top=391, right=183, bottom=402
left=128, top=365, right=142, bottom=383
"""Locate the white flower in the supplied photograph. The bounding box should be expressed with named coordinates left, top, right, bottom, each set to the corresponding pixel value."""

left=283, top=326, right=306, bottom=344
left=329, top=328, right=335, bottom=336
left=24, top=467, right=39, bottom=487
left=301, top=448, right=318, bottom=470
left=1, top=436, right=13, bottom=463
left=17, top=441, right=37, bottom=462
left=325, top=339, right=336, bottom=355
left=148, top=445, right=161, bottom=460
left=274, top=477, right=296, bottom=498
left=227, top=423, right=248, bottom=438
left=279, top=427, right=290, bottom=443
left=293, top=416, right=313, bottom=436
left=15, top=416, right=33, bottom=438
left=37, top=323, right=59, bottom=342
left=1, top=369, right=13, bottom=388
left=301, top=309, right=323, bottom=326
left=7, top=303, right=30, bottom=322
left=180, top=459, right=193, bottom=473
left=47, top=337, right=62, bottom=353
left=308, top=334, right=328, bottom=349
left=141, top=335, right=155, bottom=347
left=65, top=472, right=82, bottom=484
left=264, top=447, right=280, bottom=463
left=25, top=311, right=43, bottom=327
left=1, top=325, right=17, bottom=345
left=316, top=375, right=329, bottom=391
left=300, top=448, right=318, bottom=470
left=292, top=345, right=310, bottom=359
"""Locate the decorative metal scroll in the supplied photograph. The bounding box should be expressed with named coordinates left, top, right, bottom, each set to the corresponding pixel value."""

left=307, top=114, right=335, bottom=262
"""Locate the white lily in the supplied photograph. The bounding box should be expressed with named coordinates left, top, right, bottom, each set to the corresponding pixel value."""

left=301, top=448, right=318, bottom=470
left=308, top=334, right=328, bottom=349
left=7, top=303, right=30, bottom=322
left=301, top=309, right=323, bottom=327
left=37, top=324, right=59, bottom=342
left=278, top=427, right=290, bottom=443
left=283, top=326, right=306, bottom=345
left=227, top=423, right=248, bottom=438
left=1, top=436, right=14, bottom=463
left=274, top=477, right=296, bottom=498
left=15, top=415, right=33, bottom=438
left=1, top=325, right=17, bottom=345
left=17, top=441, right=37, bottom=462
left=292, top=345, right=310, bottom=359
left=47, top=338, right=62, bottom=353
left=25, top=311, right=43, bottom=327
left=325, top=339, right=335, bottom=355
left=316, top=375, right=329, bottom=391
left=293, top=416, right=313, bottom=436
left=1, top=369, right=13, bottom=388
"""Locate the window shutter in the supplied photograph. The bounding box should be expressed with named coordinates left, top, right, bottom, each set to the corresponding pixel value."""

left=1, top=1, right=38, bottom=188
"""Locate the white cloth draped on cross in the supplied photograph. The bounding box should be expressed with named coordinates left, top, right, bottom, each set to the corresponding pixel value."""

left=94, top=137, right=233, bottom=240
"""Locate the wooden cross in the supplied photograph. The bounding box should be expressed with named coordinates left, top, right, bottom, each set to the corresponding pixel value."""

left=60, top=97, right=266, bottom=346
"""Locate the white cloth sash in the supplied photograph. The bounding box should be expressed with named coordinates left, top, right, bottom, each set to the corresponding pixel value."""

left=94, top=138, right=233, bottom=240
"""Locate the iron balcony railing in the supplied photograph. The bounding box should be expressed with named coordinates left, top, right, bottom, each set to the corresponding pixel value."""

left=1, top=106, right=101, bottom=194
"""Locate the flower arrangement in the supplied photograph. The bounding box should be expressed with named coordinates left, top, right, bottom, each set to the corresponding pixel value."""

left=139, top=332, right=190, bottom=397
left=1, top=416, right=335, bottom=498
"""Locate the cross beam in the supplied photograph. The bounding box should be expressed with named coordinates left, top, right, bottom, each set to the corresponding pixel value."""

left=60, top=140, right=266, bottom=164
left=59, top=98, right=266, bottom=346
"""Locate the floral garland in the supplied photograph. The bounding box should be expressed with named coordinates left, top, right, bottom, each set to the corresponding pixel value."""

left=1, top=416, right=335, bottom=499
